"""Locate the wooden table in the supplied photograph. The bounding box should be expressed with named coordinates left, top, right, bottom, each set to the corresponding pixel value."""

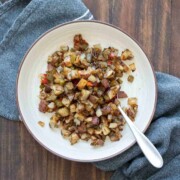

left=0, top=0, right=179, bottom=180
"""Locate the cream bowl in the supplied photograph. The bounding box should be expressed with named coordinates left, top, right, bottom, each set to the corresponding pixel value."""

left=17, top=21, right=157, bottom=162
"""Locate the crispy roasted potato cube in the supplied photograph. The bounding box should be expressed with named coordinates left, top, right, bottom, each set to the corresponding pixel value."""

left=65, top=82, right=74, bottom=90
left=70, top=104, right=76, bottom=113
left=88, top=75, right=97, bottom=82
left=38, top=121, right=45, bottom=127
left=102, top=126, right=110, bottom=135
left=121, top=49, right=134, bottom=60
left=62, top=97, right=71, bottom=107
left=80, top=133, right=89, bottom=141
left=96, top=108, right=102, bottom=117
left=110, top=135, right=120, bottom=141
left=129, top=63, right=136, bottom=72
left=58, top=107, right=70, bottom=117
left=128, top=98, right=138, bottom=107
left=91, top=139, right=104, bottom=146
left=49, top=114, right=59, bottom=128
left=87, top=128, right=94, bottom=135
left=85, top=117, right=93, bottom=122
left=64, top=56, right=72, bottom=67
left=104, top=68, right=114, bottom=78
left=74, top=113, right=85, bottom=121
left=89, top=95, right=99, bottom=104
left=80, top=89, right=91, bottom=101
left=76, top=103, right=85, bottom=112
left=63, top=67, right=71, bottom=76
left=128, top=75, right=134, bottom=82
left=52, top=85, right=64, bottom=95
left=70, top=133, right=79, bottom=145
left=61, top=129, right=71, bottom=137
left=107, top=85, right=120, bottom=99
left=77, top=78, right=87, bottom=90
left=60, top=45, right=69, bottom=52
left=109, top=123, right=118, bottom=129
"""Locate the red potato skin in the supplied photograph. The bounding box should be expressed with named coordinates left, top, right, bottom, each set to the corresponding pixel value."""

left=39, top=100, right=48, bottom=113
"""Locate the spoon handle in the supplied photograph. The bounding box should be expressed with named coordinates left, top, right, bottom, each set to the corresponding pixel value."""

left=118, top=107, right=163, bottom=168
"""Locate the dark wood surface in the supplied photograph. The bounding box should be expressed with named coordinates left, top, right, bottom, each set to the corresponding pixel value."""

left=0, top=0, right=179, bottom=180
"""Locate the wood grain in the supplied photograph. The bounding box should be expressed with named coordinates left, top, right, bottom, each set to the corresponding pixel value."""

left=170, top=0, right=180, bottom=77
left=0, top=0, right=179, bottom=180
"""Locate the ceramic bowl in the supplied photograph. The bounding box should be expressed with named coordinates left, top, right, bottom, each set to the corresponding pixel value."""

left=17, top=21, right=157, bottom=162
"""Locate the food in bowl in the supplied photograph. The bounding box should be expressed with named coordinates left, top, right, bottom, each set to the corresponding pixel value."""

left=38, top=34, right=138, bottom=146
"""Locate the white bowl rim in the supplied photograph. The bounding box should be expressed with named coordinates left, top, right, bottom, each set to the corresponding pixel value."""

left=16, top=20, right=157, bottom=162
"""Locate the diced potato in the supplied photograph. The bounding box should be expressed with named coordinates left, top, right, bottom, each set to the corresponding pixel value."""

left=74, top=118, right=81, bottom=126
left=107, top=85, right=120, bottom=99
left=94, top=129, right=102, bottom=135
left=91, top=139, right=104, bottom=146
left=92, top=116, right=99, bottom=125
left=47, top=102, right=55, bottom=109
left=107, top=114, right=113, bottom=120
left=104, top=68, right=114, bottom=78
left=73, top=55, right=81, bottom=66
left=81, top=89, right=91, bottom=101
left=68, top=70, right=80, bottom=80
left=129, top=63, right=136, bottom=72
left=96, top=108, right=102, bottom=117
left=121, top=49, right=134, bottom=60
left=88, top=75, right=97, bottom=82
left=109, top=123, right=118, bottom=129
left=117, top=91, right=128, bottom=98
left=110, top=135, right=120, bottom=141
left=49, top=114, right=59, bottom=128
left=77, top=78, right=87, bottom=90
left=70, top=53, right=76, bottom=63
left=101, top=79, right=110, bottom=88
left=126, top=108, right=136, bottom=121
left=89, top=95, right=99, bottom=104
left=55, top=99, right=63, bottom=108
left=65, top=82, right=74, bottom=90
left=76, top=103, right=85, bottom=112
left=62, top=97, right=71, bottom=107
left=61, top=129, right=71, bottom=137
left=87, top=128, right=94, bottom=135
left=70, top=104, right=76, bottom=113
left=58, top=107, right=70, bottom=117
left=74, top=113, right=85, bottom=121
left=80, top=133, right=89, bottom=141
left=70, top=133, right=79, bottom=145
left=52, top=85, right=64, bottom=95
left=64, top=55, right=72, bottom=67
left=60, top=45, right=69, bottom=52
left=128, top=98, right=138, bottom=107
left=93, top=44, right=102, bottom=50
left=65, top=116, right=73, bottom=123
left=63, top=67, right=71, bottom=76
left=85, top=117, right=93, bottom=122
left=46, top=93, right=57, bottom=102
left=128, top=75, right=134, bottom=82
left=102, top=126, right=110, bottom=135
left=38, top=121, right=45, bottom=127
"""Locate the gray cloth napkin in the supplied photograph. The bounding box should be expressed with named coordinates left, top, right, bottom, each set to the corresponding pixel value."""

left=95, top=72, right=180, bottom=180
left=0, top=0, right=93, bottom=120
left=1, top=1, right=180, bottom=180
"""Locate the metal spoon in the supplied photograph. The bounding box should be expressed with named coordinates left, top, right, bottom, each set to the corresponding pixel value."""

left=118, top=106, right=163, bottom=168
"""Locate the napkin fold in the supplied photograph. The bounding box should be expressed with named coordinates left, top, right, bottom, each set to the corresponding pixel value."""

left=0, top=0, right=93, bottom=120
left=94, top=72, right=180, bottom=180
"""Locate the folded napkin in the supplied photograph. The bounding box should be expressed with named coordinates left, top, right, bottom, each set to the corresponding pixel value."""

left=0, top=0, right=93, bottom=120
left=95, top=72, right=180, bottom=180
